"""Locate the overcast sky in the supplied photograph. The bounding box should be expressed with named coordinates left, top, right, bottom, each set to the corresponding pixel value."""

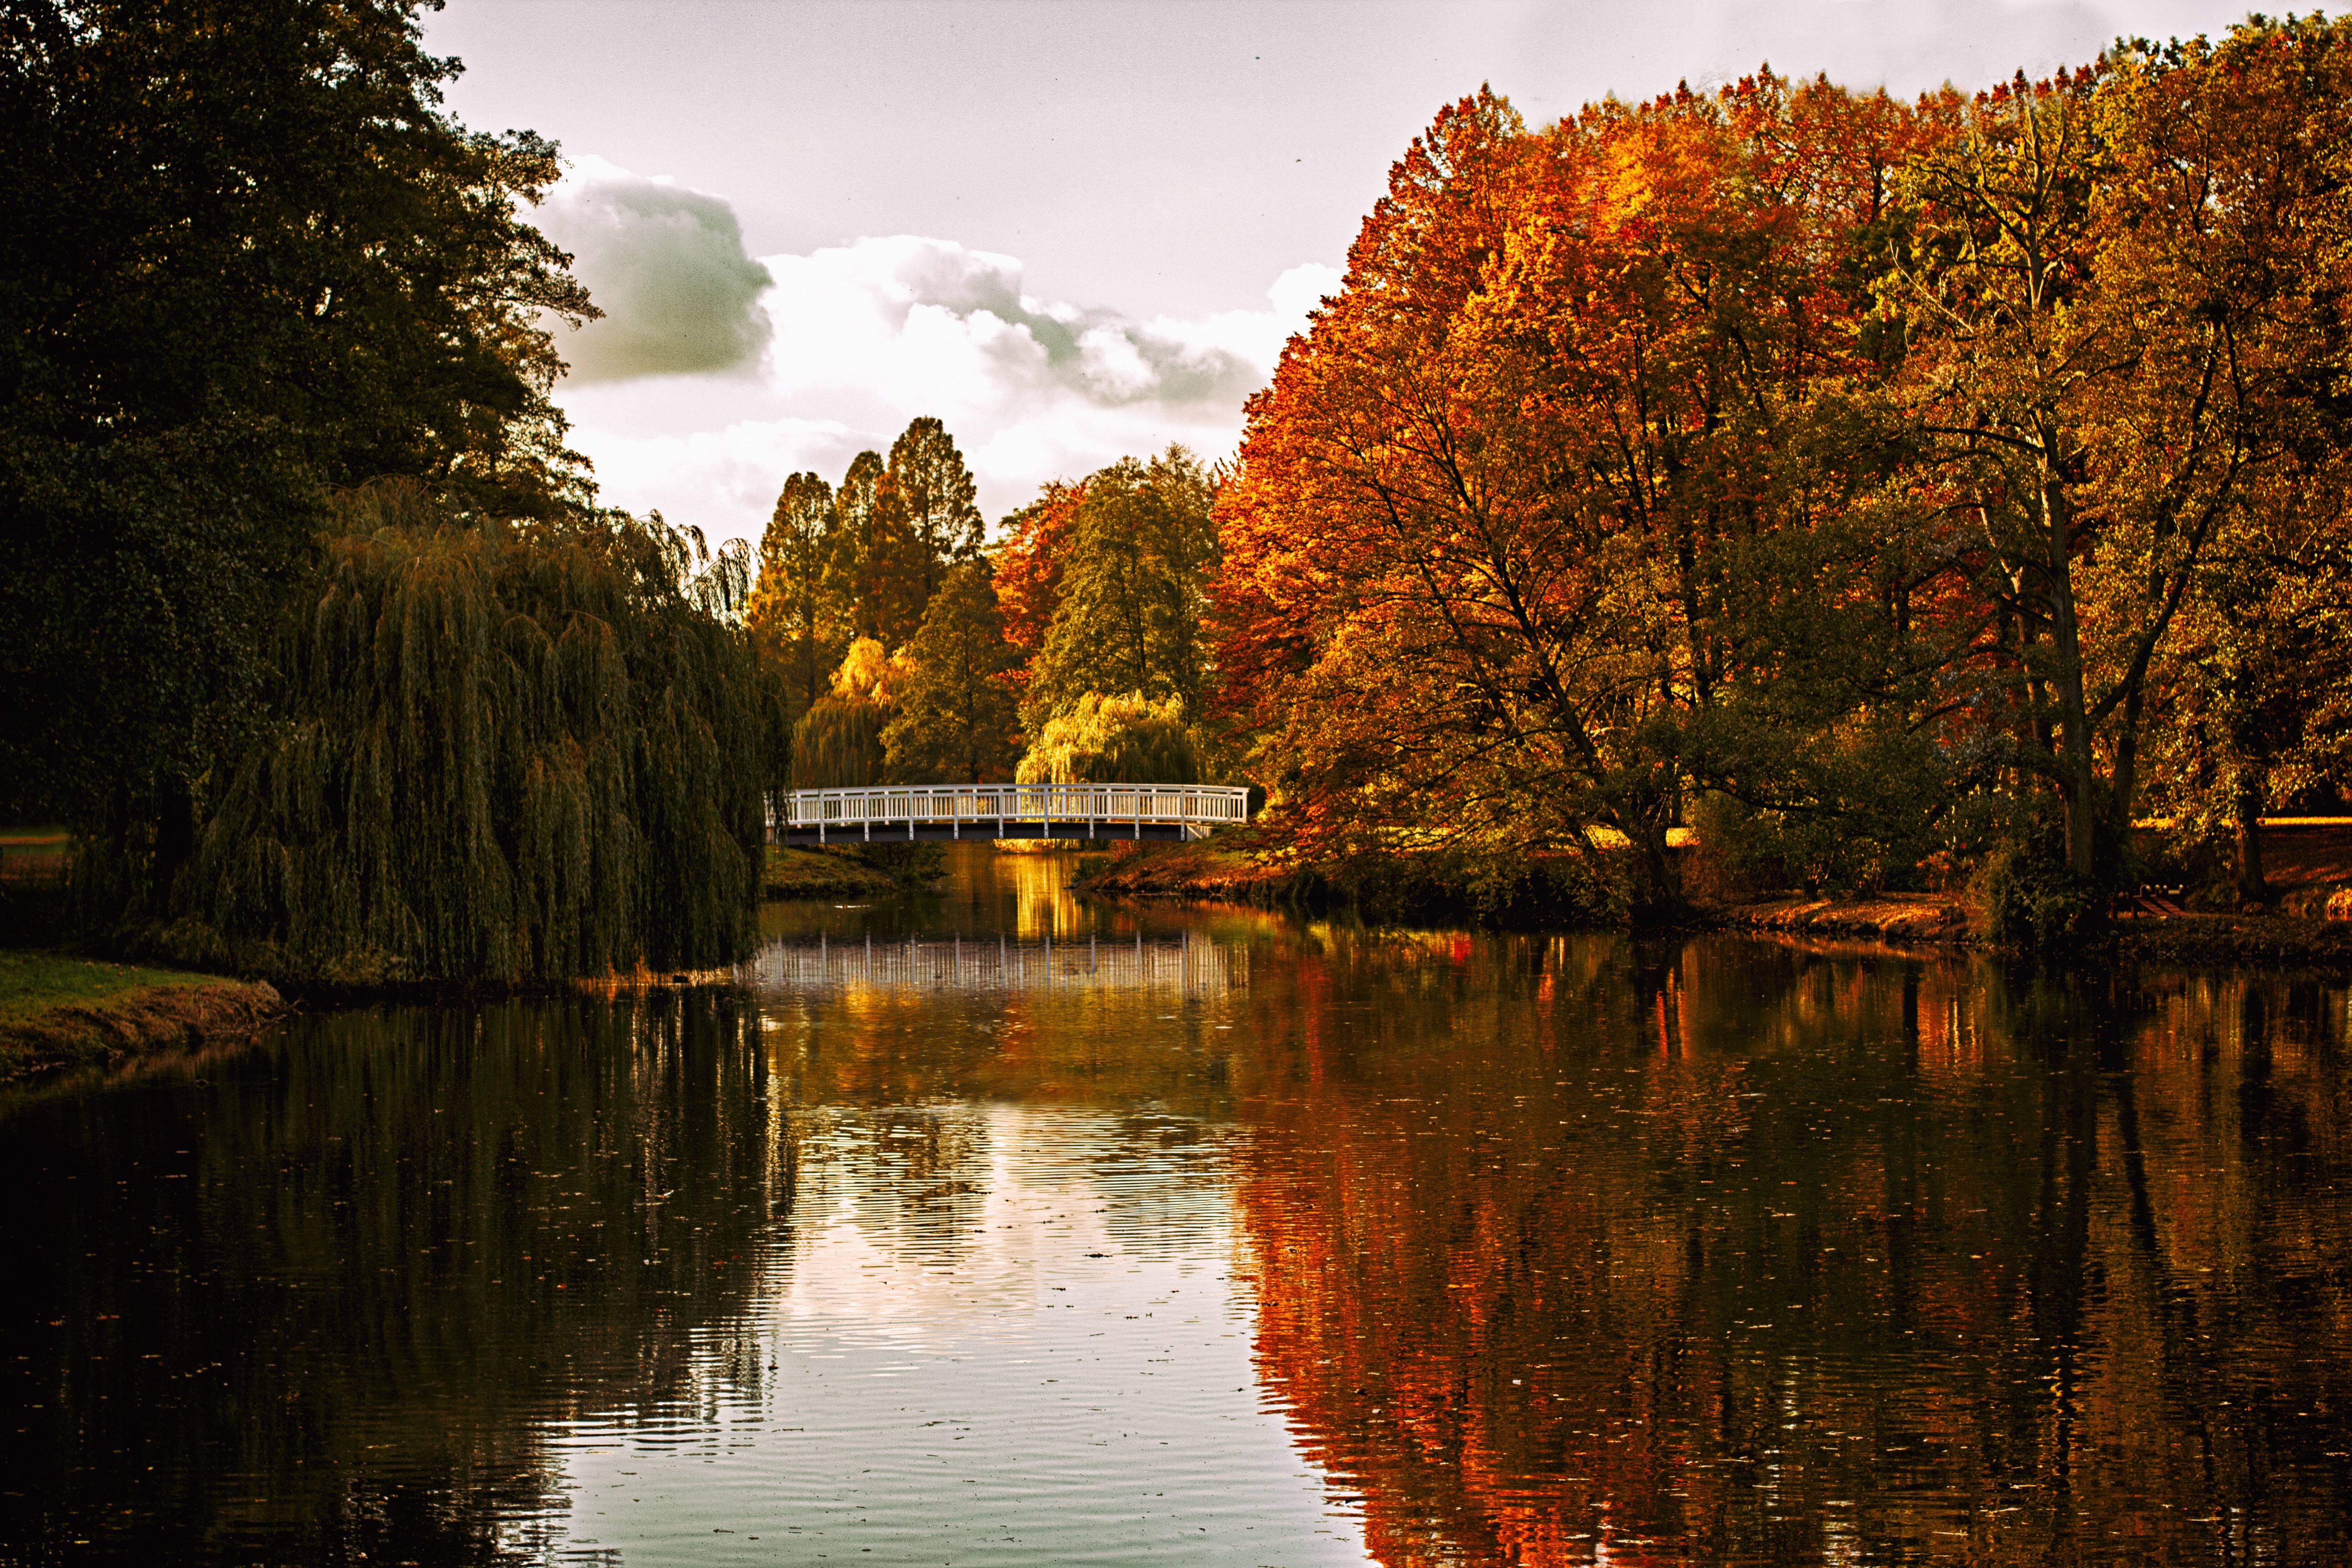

left=421, top=0, right=2305, bottom=547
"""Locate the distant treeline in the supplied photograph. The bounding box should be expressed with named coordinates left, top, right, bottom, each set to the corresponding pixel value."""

left=17, top=1, right=2351, bottom=977
left=747, top=437, right=1219, bottom=792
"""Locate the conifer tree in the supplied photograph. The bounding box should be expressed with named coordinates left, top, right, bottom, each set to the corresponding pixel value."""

left=883, top=561, right=1020, bottom=784
left=832, top=451, right=928, bottom=649
left=745, top=471, right=847, bottom=726
left=887, top=416, right=985, bottom=607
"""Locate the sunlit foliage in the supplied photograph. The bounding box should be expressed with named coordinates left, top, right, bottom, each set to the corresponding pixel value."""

left=1209, top=21, right=2352, bottom=915
left=1015, top=692, right=1201, bottom=786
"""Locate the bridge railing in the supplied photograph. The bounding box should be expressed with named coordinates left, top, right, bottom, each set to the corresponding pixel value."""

left=775, top=783, right=1252, bottom=831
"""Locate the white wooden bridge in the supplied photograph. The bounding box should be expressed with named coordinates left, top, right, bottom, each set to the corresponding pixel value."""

left=772, top=783, right=1252, bottom=847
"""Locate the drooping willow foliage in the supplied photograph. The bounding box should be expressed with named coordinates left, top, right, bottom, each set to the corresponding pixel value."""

left=790, top=699, right=889, bottom=789
left=1015, top=691, right=1200, bottom=785
left=168, top=482, right=778, bottom=986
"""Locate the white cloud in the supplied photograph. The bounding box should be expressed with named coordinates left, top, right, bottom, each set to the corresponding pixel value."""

left=547, top=189, right=1341, bottom=549
left=536, top=155, right=774, bottom=383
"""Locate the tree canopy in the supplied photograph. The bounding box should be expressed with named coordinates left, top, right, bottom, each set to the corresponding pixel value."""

left=0, top=0, right=597, bottom=833
left=1206, top=23, right=2352, bottom=915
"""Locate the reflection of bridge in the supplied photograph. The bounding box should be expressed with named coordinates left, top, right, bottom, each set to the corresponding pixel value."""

left=750, top=933, right=1246, bottom=996
left=773, top=784, right=1252, bottom=846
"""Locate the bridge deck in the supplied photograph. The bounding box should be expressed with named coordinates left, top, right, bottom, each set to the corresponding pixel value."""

left=772, top=783, right=1250, bottom=846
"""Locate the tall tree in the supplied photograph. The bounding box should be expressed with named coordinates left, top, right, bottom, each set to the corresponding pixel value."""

left=992, top=478, right=1087, bottom=702
left=164, top=482, right=764, bottom=984
left=833, top=450, right=926, bottom=650
left=882, top=561, right=1020, bottom=784
left=1209, top=83, right=1948, bottom=912
left=745, top=470, right=847, bottom=726
left=1024, top=447, right=1218, bottom=732
left=886, top=416, right=985, bottom=607
left=1883, top=29, right=2347, bottom=881
left=0, top=0, right=595, bottom=886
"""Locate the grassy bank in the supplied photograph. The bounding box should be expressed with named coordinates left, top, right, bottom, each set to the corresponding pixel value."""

left=763, top=844, right=901, bottom=900
left=0, top=951, right=283, bottom=1077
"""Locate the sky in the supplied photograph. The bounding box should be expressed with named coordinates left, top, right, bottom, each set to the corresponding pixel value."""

left=421, top=0, right=2303, bottom=548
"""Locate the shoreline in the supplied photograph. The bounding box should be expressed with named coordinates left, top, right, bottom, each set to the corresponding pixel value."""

left=1078, top=841, right=2352, bottom=970
left=0, top=951, right=284, bottom=1079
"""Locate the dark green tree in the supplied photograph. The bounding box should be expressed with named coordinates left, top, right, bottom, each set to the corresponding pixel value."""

left=886, top=416, right=985, bottom=606
left=163, top=482, right=764, bottom=985
left=883, top=561, right=1020, bottom=784
left=833, top=450, right=925, bottom=649
left=1023, top=446, right=1218, bottom=733
left=745, top=471, right=847, bottom=727
left=0, top=0, right=596, bottom=898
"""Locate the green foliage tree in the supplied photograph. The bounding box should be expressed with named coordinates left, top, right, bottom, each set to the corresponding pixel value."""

left=887, top=416, right=985, bottom=607
left=883, top=561, right=1021, bottom=784
left=833, top=451, right=926, bottom=650
left=745, top=471, right=847, bottom=727
left=1883, top=30, right=2347, bottom=882
left=1016, top=692, right=1200, bottom=785
left=1024, top=448, right=1218, bottom=735
left=789, top=638, right=908, bottom=789
left=2145, top=463, right=2352, bottom=903
left=160, top=482, right=764, bottom=986
left=0, top=0, right=597, bottom=902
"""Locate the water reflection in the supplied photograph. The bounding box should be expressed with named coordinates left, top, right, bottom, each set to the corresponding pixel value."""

left=750, top=930, right=1245, bottom=997
left=1230, top=931, right=2352, bottom=1565
left=0, top=992, right=779, bottom=1563
left=2, top=851, right=2349, bottom=1566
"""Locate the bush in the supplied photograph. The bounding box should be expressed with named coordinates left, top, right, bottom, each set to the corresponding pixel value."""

left=1968, top=846, right=2104, bottom=951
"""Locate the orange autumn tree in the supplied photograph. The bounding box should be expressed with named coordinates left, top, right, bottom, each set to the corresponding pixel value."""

left=990, top=478, right=1087, bottom=712
left=1211, top=81, right=1963, bottom=916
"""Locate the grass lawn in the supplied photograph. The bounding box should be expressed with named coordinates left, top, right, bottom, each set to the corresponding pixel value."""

left=0, top=951, right=230, bottom=1026
left=0, top=949, right=282, bottom=1077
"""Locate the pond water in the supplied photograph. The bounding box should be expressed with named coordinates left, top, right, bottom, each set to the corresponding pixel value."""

left=4, top=846, right=2350, bottom=1566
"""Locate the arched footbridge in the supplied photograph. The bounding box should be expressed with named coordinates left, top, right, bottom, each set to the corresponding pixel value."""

left=772, top=783, right=1252, bottom=846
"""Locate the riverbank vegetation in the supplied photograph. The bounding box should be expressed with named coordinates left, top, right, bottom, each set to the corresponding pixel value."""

left=0, top=951, right=281, bottom=1077
left=1205, top=18, right=2352, bottom=940
left=19, top=3, right=2352, bottom=975
left=745, top=17, right=2352, bottom=948
left=2, top=1, right=785, bottom=984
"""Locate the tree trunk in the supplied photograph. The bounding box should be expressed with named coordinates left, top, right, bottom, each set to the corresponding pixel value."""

left=2042, top=470, right=2098, bottom=879
left=1620, top=813, right=1684, bottom=927
left=2234, top=768, right=2269, bottom=907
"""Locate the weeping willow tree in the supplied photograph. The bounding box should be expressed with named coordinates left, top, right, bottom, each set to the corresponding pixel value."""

left=165, top=482, right=771, bottom=986
left=789, top=637, right=907, bottom=789
left=1016, top=691, right=1200, bottom=785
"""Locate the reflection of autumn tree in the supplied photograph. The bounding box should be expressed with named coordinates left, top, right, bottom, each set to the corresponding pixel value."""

left=1230, top=935, right=2352, bottom=1564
